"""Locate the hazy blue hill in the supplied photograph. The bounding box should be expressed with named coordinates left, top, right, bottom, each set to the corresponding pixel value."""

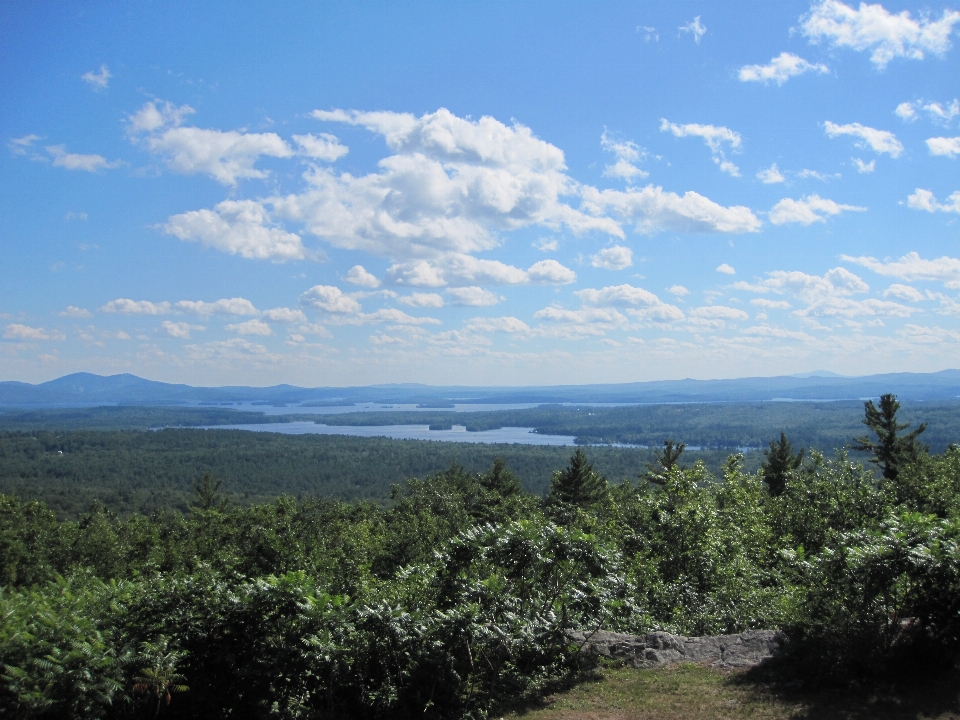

left=2, top=369, right=960, bottom=407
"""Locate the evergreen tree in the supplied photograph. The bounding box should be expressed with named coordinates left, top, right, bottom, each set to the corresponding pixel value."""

left=760, top=431, right=804, bottom=496
left=547, top=448, right=607, bottom=506
left=478, top=456, right=521, bottom=497
left=191, top=472, right=227, bottom=511
left=643, top=439, right=686, bottom=486
left=852, top=393, right=927, bottom=481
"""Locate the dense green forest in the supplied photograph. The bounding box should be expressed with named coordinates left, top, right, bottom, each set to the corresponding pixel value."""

left=0, top=430, right=681, bottom=517
left=4, top=399, right=960, bottom=450
left=2, top=394, right=960, bottom=718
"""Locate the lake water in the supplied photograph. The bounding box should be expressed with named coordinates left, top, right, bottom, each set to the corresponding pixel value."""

left=205, top=421, right=579, bottom=446
left=216, top=401, right=640, bottom=416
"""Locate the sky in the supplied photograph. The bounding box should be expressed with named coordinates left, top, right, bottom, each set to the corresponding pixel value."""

left=2, top=0, right=960, bottom=387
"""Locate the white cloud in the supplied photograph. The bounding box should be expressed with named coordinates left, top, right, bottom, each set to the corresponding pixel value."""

left=668, top=285, right=690, bottom=297
left=906, top=188, right=960, bottom=214
left=716, top=263, right=736, bottom=275
left=161, top=321, right=204, bottom=339
left=535, top=238, right=558, bottom=252
left=261, top=307, right=308, bottom=323
left=842, top=251, right=960, bottom=288
left=175, top=298, right=259, bottom=316
left=225, top=319, right=272, bottom=336
left=757, top=163, right=785, bottom=184
left=343, top=308, right=441, bottom=326
left=292, top=133, right=348, bottom=161
left=300, top=285, right=362, bottom=314
left=601, top=131, right=648, bottom=181
left=638, top=25, right=659, bottom=42
left=8, top=134, right=41, bottom=156
left=580, top=184, right=761, bottom=234
left=398, top=293, right=445, bottom=308
left=164, top=200, right=307, bottom=261
left=3, top=324, right=64, bottom=341
left=533, top=306, right=630, bottom=333
left=277, top=108, right=621, bottom=265
left=679, top=16, right=707, bottom=44
left=345, top=265, right=380, bottom=288
left=81, top=65, right=111, bottom=89
left=660, top=119, right=741, bottom=175
left=591, top=245, right=633, bottom=270
left=769, top=194, right=866, bottom=225
left=898, top=99, right=960, bottom=125
left=445, top=286, right=502, bottom=306
left=689, top=305, right=748, bottom=320
left=575, top=283, right=684, bottom=322
left=823, top=121, right=903, bottom=157
left=854, top=158, right=875, bottom=173
left=738, top=52, right=829, bottom=85
left=127, top=101, right=195, bottom=134
left=797, top=169, right=841, bottom=181
left=526, top=259, right=577, bottom=284
left=895, top=101, right=917, bottom=121
left=465, top=316, right=530, bottom=333
left=46, top=145, right=119, bottom=172
left=750, top=298, right=792, bottom=309
left=884, top=283, right=924, bottom=302
left=927, top=136, right=960, bottom=158
left=128, top=101, right=293, bottom=185
left=801, top=0, right=960, bottom=68
left=59, top=306, right=92, bottom=318
left=101, top=299, right=171, bottom=315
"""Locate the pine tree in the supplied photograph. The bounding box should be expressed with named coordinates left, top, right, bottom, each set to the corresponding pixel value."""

left=643, top=439, right=686, bottom=486
left=760, top=431, right=803, bottom=496
left=852, top=393, right=927, bottom=481
left=478, top=457, right=521, bottom=497
left=547, top=448, right=607, bottom=507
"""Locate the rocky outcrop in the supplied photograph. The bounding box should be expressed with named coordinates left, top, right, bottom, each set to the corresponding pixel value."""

left=568, top=629, right=785, bottom=669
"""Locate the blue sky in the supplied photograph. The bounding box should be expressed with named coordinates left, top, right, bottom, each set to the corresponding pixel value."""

left=2, top=1, right=960, bottom=386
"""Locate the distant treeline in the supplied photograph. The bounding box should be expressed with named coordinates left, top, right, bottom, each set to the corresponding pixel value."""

left=4, top=400, right=960, bottom=450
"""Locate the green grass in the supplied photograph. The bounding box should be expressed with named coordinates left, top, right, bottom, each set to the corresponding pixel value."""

left=501, top=663, right=960, bottom=719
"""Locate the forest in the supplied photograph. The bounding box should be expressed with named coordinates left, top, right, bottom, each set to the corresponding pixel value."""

left=2, top=394, right=960, bottom=718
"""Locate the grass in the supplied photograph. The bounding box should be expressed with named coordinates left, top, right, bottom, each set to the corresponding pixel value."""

left=500, top=663, right=960, bottom=719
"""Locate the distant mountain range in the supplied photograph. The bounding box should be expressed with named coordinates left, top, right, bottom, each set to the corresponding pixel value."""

left=2, top=370, right=959, bottom=408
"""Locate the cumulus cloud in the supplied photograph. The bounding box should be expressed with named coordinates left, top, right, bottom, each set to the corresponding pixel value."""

left=750, top=298, right=792, bottom=309
left=46, top=145, right=119, bottom=172
left=601, top=131, right=648, bottom=181
left=3, top=324, right=64, bottom=341
left=580, top=184, right=760, bottom=234
left=300, top=285, right=362, bottom=314
left=689, top=305, right=748, bottom=320
left=854, top=158, right=876, bottom=173
left=392, top=293, right=442, bottom=309
left=445, top=286, right=502, bottom=306
left=668, top=285, right=690, bottom=297
left=769, top=194, right=866, bottom=225
left=292, top=133, right=348, bottom=161
left=160, top=320, right=204, bottom=339
left=225, top=319, right=272, bottom=336
left=261, top=308, right=307, bottom=323
left=465, top=316, right=530, bottom=333
left=906, top=188, right=960, bottom=214
left=591, top=245, right=633, bottom=270
left=884, top=283, right=924, bottom=302
left=101, top=299, right=171, bottom=315
left=59, top=306, right=92, bottom=318
left=175, top=298, right=259, bottom=316
left=81, top=65, right=111, bottom=89
left=797, top=169, right=841, bottom=181
left=679, top=16, right=707, bottom=44
left=897, top=99, right=960, bottom=125
left=526, top=259, right=577, bottom=284
left=533, top=306, right=630, bottom=335
left=164, top=200, right=307, bottom=261
left=757, top=164, right=785, bottom=184
left=575, top=284, right=685, bottom=322
left=660, top=119, right=741, bottom=175
left=128, top=100, right=293, bottom=185
left=738, top=52, right=829, bottom=84
left=345, top=265, right=380, bottom=288
left=927, top=136, right=960, bottom=158
left=716, top=263, right=736, bottom=274
left=534, top=238, right=558, bottom=252
left=801, top=0, right=960, bottom=68
left=823, top=121, right=903, bottom=157
left=842, top=251, right=960, bottom=288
